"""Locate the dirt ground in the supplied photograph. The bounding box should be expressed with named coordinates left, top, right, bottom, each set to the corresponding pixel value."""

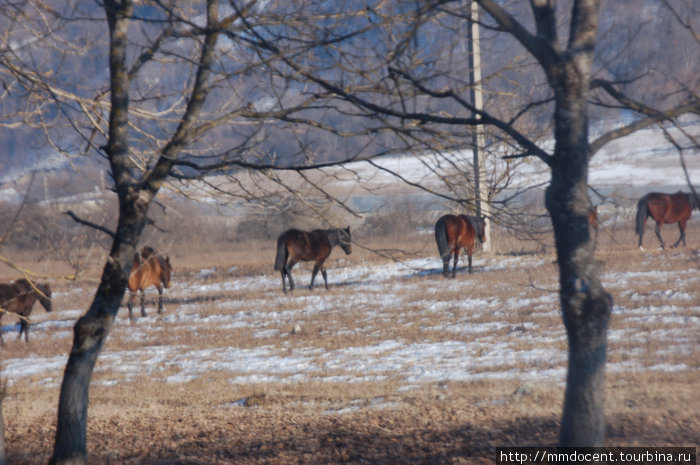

left=4, top=371, right=699, bottom=464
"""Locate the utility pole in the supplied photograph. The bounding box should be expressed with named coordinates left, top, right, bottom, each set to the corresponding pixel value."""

left=467, top=0, right=491, bottom=251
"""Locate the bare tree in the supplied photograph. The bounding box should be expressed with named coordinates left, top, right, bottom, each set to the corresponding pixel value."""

left=33, top=0, right=355, bottom=462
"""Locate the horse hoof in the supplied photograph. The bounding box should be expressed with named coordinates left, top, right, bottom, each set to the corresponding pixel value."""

left=638, top=246, right=644, bottom=251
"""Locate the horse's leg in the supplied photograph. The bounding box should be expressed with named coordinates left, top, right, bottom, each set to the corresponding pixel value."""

left=280, top=269, right=288, bottom=293
left=654, top=222, right=665, bottom=249
left=140, top=290, right=147, bottom=317
left=467, top=247, right=473, bottom=274
left=19, top=320, right=29, bottom=342
left=310, top=263, right=320, bottom=290
left=672, top=220, right=687, bottom=248
left=157, top=285, right=164, bottom=315
left=451, top=249, right=459, bottom=278
left=127, top=293, right=135, bottom=321
left=285, top=261, right=296, bottom=292
left=321, top=267, right=328, bottom=290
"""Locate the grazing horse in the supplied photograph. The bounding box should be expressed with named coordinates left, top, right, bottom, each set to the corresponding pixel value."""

left=435, top=214, right=486, bottom=278
left=127, top=246, right=172, bottom=321
left=274, top=227, right=351, bottom=293
left=0, top=278, right=52, bottom=343
left=635, top=191, right=699, bottom=250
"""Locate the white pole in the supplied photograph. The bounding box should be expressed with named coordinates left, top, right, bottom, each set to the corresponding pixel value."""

left=468, top=1, right=491, bottom=252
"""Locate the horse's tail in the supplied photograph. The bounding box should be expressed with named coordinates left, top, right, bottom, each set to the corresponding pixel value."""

left=434, top=217, right=450, bottom=260
left=273, top=233, right=288, bottom=271
left=635, top=195, right=649, bottom=236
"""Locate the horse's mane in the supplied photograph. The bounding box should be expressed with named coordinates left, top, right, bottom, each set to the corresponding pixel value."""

left=461, top=215, right=483, bottom=235
left=140, top=246, right=156, bottom=260
left=322, top=228, right=350, bottom=246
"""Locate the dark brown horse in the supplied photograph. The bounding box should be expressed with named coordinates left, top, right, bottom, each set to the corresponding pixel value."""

left=0, top=278, right=52, bottom=343
left=435, top=214, right=486, bottom=278
left=636, top=191, right=699, bottom=250
left=274, top=227, right=351, bottom=293
left=127, top=246, right=172, bottom=321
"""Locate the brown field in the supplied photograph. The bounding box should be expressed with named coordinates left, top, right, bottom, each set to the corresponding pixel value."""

left=1, top=217, right=699, bottom=464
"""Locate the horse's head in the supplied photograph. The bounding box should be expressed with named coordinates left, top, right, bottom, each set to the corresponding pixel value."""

left=477, top=216, right=487, bottom=243
left=14, top=279, right=52, bottom=312
left=36, top=283, right=53, bottom=313
left=339, top=226, right=352, bottom=255
left=160, top=255, right=173, bottom=288
left=689, top=193, right=700, bottom=211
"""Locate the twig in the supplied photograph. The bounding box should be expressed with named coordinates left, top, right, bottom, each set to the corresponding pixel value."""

left=64, top=210, right=116, bottom=238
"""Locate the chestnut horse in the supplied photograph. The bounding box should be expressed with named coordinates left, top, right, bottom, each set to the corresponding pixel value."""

left=127, top=246, right=172, bottom=321
left=274, top=227, right=351, bottom=293
left=435, top=214, right=486, bottom=278
left=635, top=191, right=699, bottom=250
left=0, top=278, right=52, bottom=343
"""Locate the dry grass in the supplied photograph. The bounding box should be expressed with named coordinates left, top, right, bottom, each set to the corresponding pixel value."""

left=1, top=218, right=699, bottom=464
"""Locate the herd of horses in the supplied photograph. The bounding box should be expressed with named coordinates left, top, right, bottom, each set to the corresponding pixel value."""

left=0, top=191, right=697, bottom=341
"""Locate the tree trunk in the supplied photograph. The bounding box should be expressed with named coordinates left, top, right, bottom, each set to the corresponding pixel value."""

left=547, top=168, right=613, bottom=446
left=49, top=246, right=141, bottom=464
left=546, top=79, right=613, bottom=446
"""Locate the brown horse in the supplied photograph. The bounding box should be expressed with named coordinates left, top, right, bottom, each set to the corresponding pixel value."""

left=435, top=214, right=486, bottom=278
left=636, top=191, right=699, bottom=250
left=127, top=246, right=172, bottom=321
left=0, top=278, right=52, bottom=343
left=274, top=227, right=351, bottom=293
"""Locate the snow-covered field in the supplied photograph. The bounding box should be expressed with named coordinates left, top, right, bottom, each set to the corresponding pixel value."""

left=2, top=247, right=698, bottom=392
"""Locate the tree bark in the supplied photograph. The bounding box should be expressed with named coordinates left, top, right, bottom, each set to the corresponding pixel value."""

left=49, top=250, right=140, bottom=464
left=542, top=0, right=614, bottom=442
left=546, top=157, right=613, bottom=446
